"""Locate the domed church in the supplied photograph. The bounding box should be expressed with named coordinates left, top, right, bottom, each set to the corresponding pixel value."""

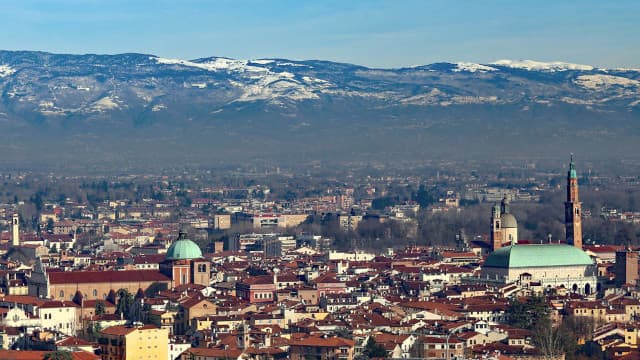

left=490, top=195, right=518, bottom=251
left=159, top=232, right=210, bottom=288
left=479, top=156, right=597, bottom=295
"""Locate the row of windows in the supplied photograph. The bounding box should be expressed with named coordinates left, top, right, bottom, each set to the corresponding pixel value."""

left=254, top=292, right=272, bottom=299
left=60, top=289, right=101, bottom=298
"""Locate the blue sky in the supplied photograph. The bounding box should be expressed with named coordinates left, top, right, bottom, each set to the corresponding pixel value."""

left=2, top=0, right=639, bottom=68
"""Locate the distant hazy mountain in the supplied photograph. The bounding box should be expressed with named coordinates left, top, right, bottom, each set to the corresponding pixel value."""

left=0, top=50, right=638, bottom=169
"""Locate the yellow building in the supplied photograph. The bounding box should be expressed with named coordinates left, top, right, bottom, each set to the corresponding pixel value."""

left=213, top=214, right=232, bottom=230
left=175, top=297, right=218, bottom=335
left=99, top=324, right=168, bottom=360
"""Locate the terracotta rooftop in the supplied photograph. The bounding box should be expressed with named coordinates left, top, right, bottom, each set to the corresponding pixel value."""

left=241, top=275, right=274, bottom=285
left=183, top=347, right=243, bottom=358
left=0, top=350, right=99, bottom=360
left=100, top=324, right=160, bottom=336
left=289, top=335, right=354, bottom=348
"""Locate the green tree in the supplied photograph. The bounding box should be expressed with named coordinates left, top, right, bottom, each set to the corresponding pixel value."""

left=318, top=295, right=328, bottom=311
left=115, top=289, right=133, bottom=316
left=46, top=218, right=55, bottom=233
left=128, top=299, right=144, bottom=323
left=506, top=296, right=550, bottom=330
left=414, top=185, right=436, bottom=208
left=94, top=300, right=106, bottom=316
left=43, top=350, right=72, bottom=360
left=363, top=337, right=387, bottom=359
left=371, top=197, right=396, bottom=211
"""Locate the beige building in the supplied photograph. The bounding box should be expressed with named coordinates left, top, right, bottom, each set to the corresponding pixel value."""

left=99, top=324, right=168, bottom=360
left=338, top=214, right=362, bottom=232
left=280, top=214, right=310, bottom=228
left=213, top=214, right=231, bottom=230
left=251, top=214, right=309, bottom=229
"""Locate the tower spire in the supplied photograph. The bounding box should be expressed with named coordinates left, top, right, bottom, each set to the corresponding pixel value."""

left=565, top=154, right=582, bottom=249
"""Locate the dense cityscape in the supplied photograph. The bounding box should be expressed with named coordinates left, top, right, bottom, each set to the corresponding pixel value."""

left=2, top=2, right=640, bottom=360
left=0, top=156, right=636, bottom=360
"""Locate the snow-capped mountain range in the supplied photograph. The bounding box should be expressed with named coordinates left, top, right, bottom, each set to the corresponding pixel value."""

left=0, top=50, right=638, bottom=167
left=0, top=50, right=638, bottom=118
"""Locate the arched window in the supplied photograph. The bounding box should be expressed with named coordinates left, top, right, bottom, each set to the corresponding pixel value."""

left=59, top=290, right=64, bottom=298
left=93, top=289, right=98, bottom=297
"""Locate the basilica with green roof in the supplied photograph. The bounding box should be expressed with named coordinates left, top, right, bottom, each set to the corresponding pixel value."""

left=479, top=156, right=597, bottom=295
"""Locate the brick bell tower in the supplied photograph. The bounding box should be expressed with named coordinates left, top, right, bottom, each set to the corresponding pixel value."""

left=490, top=203, right=503, bottom=252
left=565, top=155, right=583, bottom=249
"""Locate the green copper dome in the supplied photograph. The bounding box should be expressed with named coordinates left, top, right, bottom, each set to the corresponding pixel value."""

left=166, top=232, right=203, bottom=260
left=484, top=244, right=593, bottom=268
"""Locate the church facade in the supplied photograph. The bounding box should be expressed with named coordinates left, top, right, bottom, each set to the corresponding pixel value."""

left=28, top=232, right=208, bottom=300
left=480, top=244, right=597, bottom=294
left=479, top=156, right=597, bottom=295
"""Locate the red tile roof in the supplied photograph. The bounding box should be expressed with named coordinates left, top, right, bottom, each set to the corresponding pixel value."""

left=56, top=336, right=94, bottom=347
left=289, top=335, right=354, bottom=348
left=100, top=324, right=160, bottom=336
left=183, top=347, right=243, bottom=358
left=241, top=275, right=274, bottom=285
left=0, top=350, right=99, bottom=360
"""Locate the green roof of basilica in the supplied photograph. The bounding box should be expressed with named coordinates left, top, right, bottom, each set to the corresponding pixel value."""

left=166, top=233, right=203, bottom=260
left=484, top=244, right=593, bottom=268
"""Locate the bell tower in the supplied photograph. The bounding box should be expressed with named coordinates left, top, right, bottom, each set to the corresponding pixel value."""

left=490, top=203, right=503, bottom=251
left=11, top=213, right=20, bottom=247
left=565, top=155, right=583, bottom=249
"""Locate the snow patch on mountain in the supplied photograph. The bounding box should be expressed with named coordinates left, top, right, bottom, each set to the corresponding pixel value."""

left=151, top=104, right=166, bottom=112
left=154, top=56, right=266, bottom=73
left=251, top=59, right=275, bottom=65
left=276, top=62, right=310, bottom=68
left=154, top=56, right=331, bottom=103
left=453, top=62, right=497, bottom=73
left=561, top=97, right=595, bottom=105
left=0, top=64, right=15, bottom=77
left=90, top=96, right=121, bottom=111
left=200, top=58, right=267, bottom=73
left=574, top=74, right=640, bottom=89
left=401, top=88, right=446, bottom=105
left=491, top=59, right=594, bottom=72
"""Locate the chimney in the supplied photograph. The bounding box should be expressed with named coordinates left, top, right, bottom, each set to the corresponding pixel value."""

left=11, top=214, right=19, bottom=247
